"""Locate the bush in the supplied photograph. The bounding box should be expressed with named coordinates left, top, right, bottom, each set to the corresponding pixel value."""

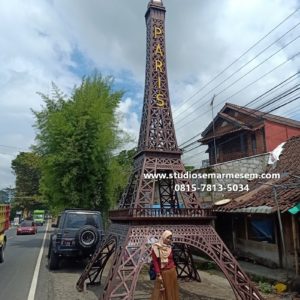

left=258, top=281, right=273, bottom=294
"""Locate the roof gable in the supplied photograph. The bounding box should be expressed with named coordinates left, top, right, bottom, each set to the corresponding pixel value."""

left=201, top=103, right=300, bottom=140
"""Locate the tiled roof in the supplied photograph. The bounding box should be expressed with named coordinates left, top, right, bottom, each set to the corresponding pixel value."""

left=224, top=103, right=300, bottom=129
left=215, top=136, right=300, bottom=213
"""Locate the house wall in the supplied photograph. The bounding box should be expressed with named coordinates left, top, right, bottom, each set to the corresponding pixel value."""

left=236, top=214, right=296, bottom=269
left=193, top=153, right=270, bottom=201
left=218, top=134, right=245, bottom=162
left=209, top=129, right=267, bottom=164
left=245, top=129, right=266, bottom=157
left=236, top=239, right=280, bottom=267
left=215, top=213, right=281, bottom=267
left=264, top=120, right=300, bottom=151
left=281, top=214, right=297, bottom=269
left=215, top=212, right=297, bottom=269
left=255, top=128, right=266, bottom=153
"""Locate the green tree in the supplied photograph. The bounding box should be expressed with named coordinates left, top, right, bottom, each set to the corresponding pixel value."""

left=32, top=74, right=125, bottom=216
left=11, top=152, right=43, bottom=213
left=107, top=148, right=136, bottom=208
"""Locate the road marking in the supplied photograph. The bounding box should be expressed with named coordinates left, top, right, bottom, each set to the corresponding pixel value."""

left=27, top=222, right=49, bottom=300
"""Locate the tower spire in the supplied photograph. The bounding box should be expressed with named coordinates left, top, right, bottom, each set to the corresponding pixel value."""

left=138, top=0, right=180, bottom=155
left=150, top=0, right=163, bottom=5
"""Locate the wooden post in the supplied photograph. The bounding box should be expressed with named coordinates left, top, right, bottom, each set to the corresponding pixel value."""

left=232, top=216, right=236, bottom=252
left=245, top=215, right=248, bottom=240
left=292, top=215, right=299, bottom=275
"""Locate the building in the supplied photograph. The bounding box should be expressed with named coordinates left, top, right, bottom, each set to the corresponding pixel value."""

left=0, top=188, right=15, bottom=204
left=214, top=136, right=300, bottom=273
left=199, top=103, right=300, bottom=165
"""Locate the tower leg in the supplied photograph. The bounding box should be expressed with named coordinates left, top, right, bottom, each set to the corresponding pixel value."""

left=76, top=235, right=118, bottom=291
left=173, top=243, right=201, bottom=282
left=77, top=224, right=263, bottom=300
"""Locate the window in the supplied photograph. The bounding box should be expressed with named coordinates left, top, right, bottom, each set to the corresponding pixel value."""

left=20, top=221, right=33, bottom=227
left=248, top=218, right=275, bottom=243
left=65, top=213, right=100, bottom=229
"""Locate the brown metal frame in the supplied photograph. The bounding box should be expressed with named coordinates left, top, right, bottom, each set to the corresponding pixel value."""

left=173, top=243, right=201, bottom=282
left=77, top=1, right=264, bottom=299
left=77, top=235, right=117, bottom=290
left=78, top=225, right=262, bottom=299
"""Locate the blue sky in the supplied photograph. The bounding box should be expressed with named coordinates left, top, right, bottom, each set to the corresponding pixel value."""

left=0, top=0, right=300, bottom=189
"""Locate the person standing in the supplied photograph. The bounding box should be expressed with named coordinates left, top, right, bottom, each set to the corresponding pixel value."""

left=150, top=230, right=180, bottom=300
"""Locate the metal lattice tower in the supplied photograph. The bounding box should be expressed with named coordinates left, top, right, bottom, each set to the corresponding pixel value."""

left=77, top=1, right=263, bottom=299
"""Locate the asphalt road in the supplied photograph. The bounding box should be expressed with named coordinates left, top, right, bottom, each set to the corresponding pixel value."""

left=0, top=224, right=47, bottom=300
left=0, top=224, right=238, bottom=300
left=35, top=224, right=100, bottom=300
left=0, top=224, right=271, bottom=300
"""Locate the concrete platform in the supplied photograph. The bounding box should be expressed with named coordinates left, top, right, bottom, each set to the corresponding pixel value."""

left=239, top=260, right=292, bottom=283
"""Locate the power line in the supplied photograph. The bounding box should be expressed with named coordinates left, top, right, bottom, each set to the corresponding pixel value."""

left=179, top=132, right=203, bottom=148
left=180, top=91, right=300, bottom=163
left=182, top=124, right=300, bottom=165
left=181, top=140, right=205, bottom=150
left=176, top=51, right=300, bottom=133
left=244, top=72, right=299, bottom=107
left=255, top=85, right=300, bottom=111
left=175, top=11, right=300, bottom=157
left=175, top=31, right=300, bottom=122
left=183, top=84, right=300, bottom=149
left=173, top=8, right=300, bottom=119
left=216, top=65, right=300, bottom=110
left=182, top=148, right=207, bottom=161
left=178, top=73, right=300, bottom=148
left=175, top=35, right=300, bottom=127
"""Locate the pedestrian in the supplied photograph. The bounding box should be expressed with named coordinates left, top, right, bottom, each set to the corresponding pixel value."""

left=150, top=230, right=180, bottom=300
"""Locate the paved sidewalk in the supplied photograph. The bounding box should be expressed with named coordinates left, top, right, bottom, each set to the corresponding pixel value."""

left=46, top=256, right=291, bottom=300
left=239, top=260, right=291, bottom=283
left=193, top=255, right=292, bottom=283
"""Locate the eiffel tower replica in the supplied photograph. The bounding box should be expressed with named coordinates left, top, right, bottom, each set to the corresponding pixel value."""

left=77, top=1, right=263, bottom=299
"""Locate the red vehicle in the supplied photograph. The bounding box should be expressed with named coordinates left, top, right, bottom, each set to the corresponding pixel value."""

left=17, top=220, right=37, bottom=235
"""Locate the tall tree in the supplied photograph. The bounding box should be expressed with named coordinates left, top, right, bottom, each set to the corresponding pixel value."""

left=32, top=74, right=124, bottom=215
left=11, top=152, right=42, bottom=213
left=107, top=148, right=136, bottom=208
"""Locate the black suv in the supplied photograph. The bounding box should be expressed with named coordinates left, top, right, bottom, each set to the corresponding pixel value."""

left=48, top=209, right=103, bottom=270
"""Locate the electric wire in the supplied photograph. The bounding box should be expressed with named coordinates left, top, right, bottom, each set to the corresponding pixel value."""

left=181, top=84, right=300, bottom=151
left=176, top=51, right=300, bottom=133
left=178, top=73, right=300, bottom=147
left=175, top=36, right=300, bottom=127
left=172, top=7, right=300, bottom=119
left=174, top=29, right=300, bottom=122
left=182, top=124, right=300, bottom=165
left=180, top=88, right=300, bottom=162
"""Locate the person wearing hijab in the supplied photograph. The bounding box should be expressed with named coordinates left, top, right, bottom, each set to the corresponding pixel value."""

left=150, top=230, right=180, bottom=300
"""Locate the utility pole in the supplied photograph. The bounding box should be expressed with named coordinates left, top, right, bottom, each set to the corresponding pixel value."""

left=210, top=95, right=218, bottom=165
left=273, top=186, right=288, bottom=270
left=259, top=181, right=300, bottom=273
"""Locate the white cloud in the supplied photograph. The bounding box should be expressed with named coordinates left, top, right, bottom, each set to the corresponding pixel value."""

left=116, top=97, right=139, bottom=146
left=0, top=0, right=300, bottom=188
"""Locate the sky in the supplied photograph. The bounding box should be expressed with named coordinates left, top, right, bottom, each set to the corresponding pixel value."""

left=1, top=0, right=300, bottom=189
